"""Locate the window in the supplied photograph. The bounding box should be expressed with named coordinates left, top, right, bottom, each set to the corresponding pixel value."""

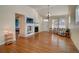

left=76, top=6, right=79, bottom=24
left=16, top=18, right=19, bottom=28
left=52, top=18, right=65, bottom=29
left=59, top=19, right=65, bottom=28
left=52, top=19, right=59, bottom=28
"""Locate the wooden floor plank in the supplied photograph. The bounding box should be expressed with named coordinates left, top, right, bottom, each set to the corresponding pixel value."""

left=0, top=32, right=78, bottom=53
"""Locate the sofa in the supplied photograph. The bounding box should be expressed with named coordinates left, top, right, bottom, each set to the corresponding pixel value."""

left=53, top=28, right=70, bottom=38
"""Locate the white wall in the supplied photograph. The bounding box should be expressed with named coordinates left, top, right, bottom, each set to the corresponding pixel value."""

left=37, top=16, right=43, bottom=32
left=42, top=20, right=49, bottom=31
left=69, top=5, right=79, bottom=50
left=0, top=5, right=42, bottom=45
left=0, top=6, right=16, bottom=45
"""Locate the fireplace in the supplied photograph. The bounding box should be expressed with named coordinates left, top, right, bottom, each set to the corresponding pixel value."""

left=25, top=23, right=34, bottom=37
left=35, top=26, right=38, bottom=32
left=25, top=17, right=35, bottom=37
left=27, top=26, right=32, bottom=34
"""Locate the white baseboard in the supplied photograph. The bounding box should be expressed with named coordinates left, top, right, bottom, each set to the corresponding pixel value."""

left=25, top=33, right=35, bottom=37
left=0, top=39, right=16, bottom=46
left=0, top=41, right=5, bottom=45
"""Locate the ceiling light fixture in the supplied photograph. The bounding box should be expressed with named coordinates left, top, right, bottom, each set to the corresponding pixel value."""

left=47, top=5, right=50, bottom=20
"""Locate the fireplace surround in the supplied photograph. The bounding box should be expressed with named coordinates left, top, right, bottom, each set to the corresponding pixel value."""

left=25, top=23, right=34, bottom=37
left=35, top=26, right=39, bottom=32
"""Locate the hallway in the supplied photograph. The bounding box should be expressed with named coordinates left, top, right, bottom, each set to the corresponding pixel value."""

left=0, top=32, right=78, bottom=53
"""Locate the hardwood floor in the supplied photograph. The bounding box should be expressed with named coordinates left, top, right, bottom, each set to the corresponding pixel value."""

left=0, top=32, right=78, bottom=53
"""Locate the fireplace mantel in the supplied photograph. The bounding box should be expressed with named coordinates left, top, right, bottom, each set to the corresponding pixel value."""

left=25, top=23, right=34, bottom=37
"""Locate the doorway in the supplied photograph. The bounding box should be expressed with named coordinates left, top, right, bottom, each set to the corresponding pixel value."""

left=15, top=13, right=25, bottom=39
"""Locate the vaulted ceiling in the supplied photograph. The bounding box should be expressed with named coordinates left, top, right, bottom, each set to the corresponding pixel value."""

left=28, top=5, right=69, bottom=18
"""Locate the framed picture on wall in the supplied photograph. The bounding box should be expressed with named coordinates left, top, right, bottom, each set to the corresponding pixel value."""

left=26, top=17, right=34, bottom=23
